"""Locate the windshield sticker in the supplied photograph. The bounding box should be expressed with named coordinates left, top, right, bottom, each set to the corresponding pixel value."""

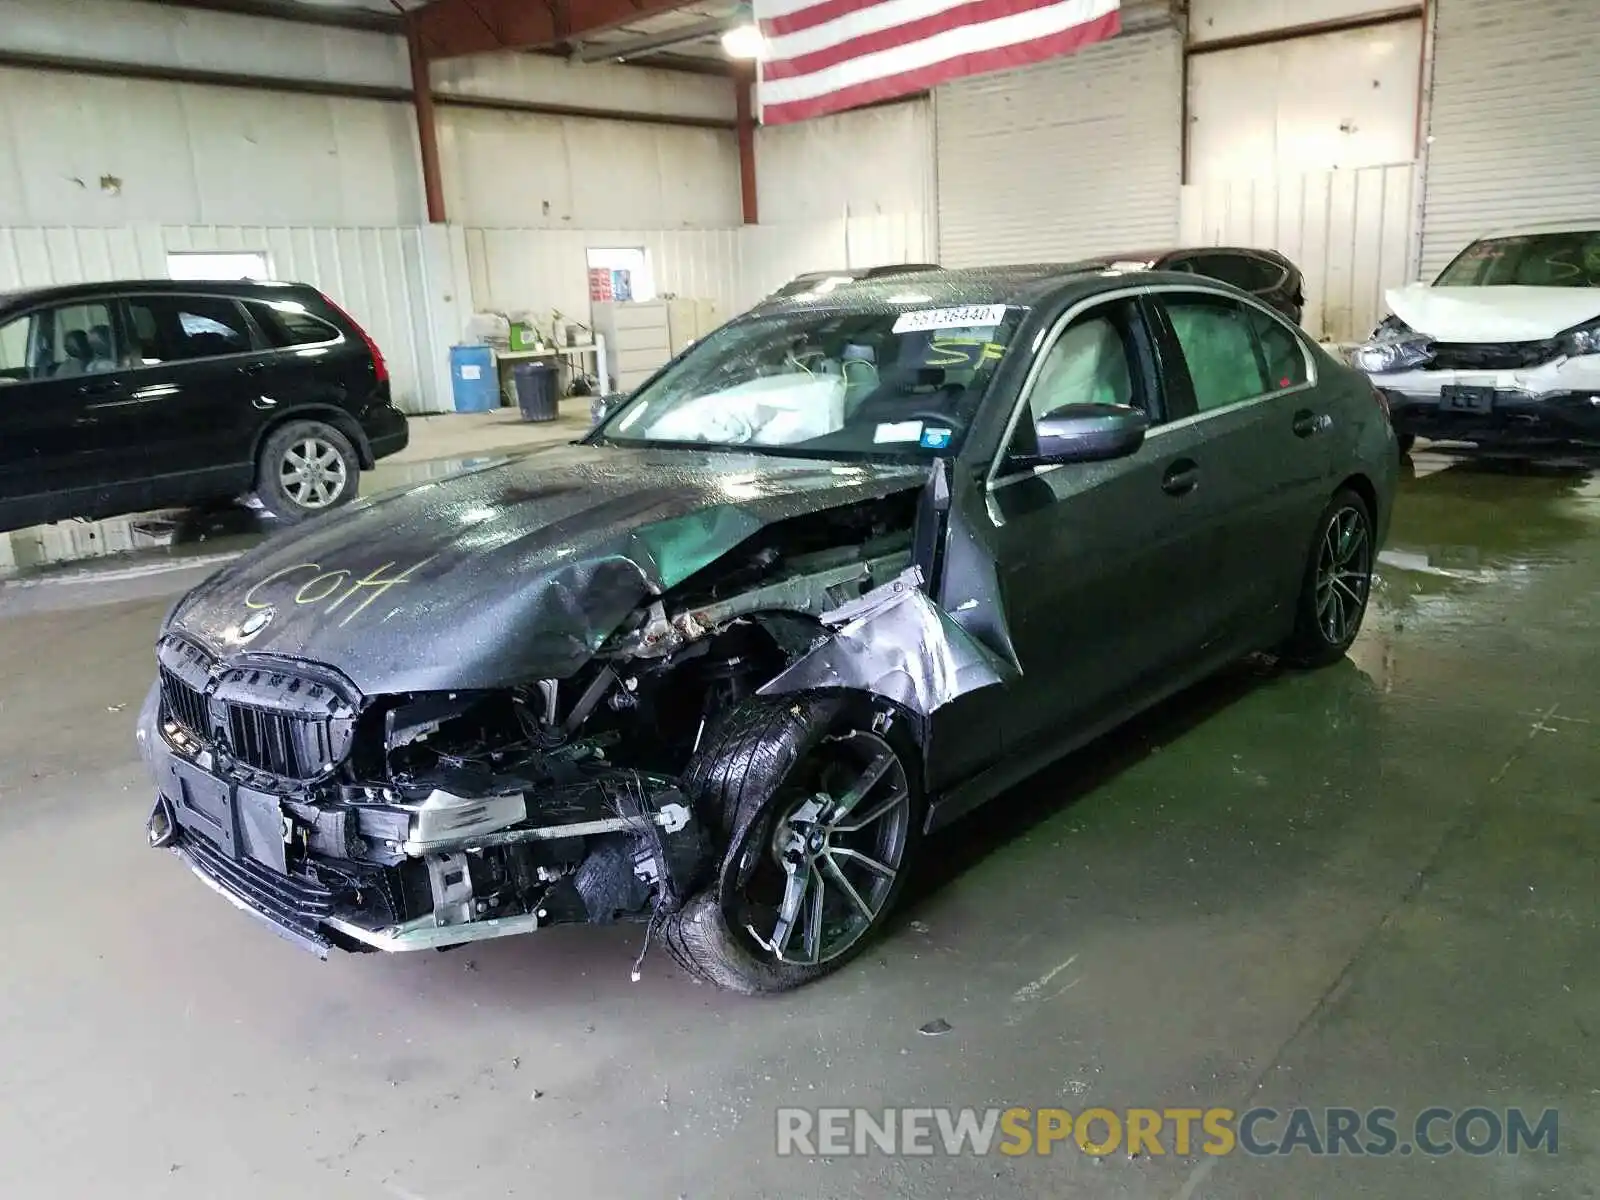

left=919, top=426, right=953, bottom=450
left=893, top=305, right=1007, bottom=334
left=874, top=420, right=924, bottom=444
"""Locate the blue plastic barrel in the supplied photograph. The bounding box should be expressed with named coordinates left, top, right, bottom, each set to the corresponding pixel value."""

left=449, top=344, right=497, bottom=412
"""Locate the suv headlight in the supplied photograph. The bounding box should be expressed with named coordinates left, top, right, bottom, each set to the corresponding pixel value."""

left=1351, top=318, right=1435, bottom=375
left=1561, top=320, right=1600, bottom=358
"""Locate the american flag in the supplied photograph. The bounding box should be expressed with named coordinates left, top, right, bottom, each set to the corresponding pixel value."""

left=753, top=0, right=1123, bottom=126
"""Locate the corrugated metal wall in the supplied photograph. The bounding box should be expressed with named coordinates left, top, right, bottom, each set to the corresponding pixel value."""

left=755, top=100, right=936, bottom=228
left=1420, top=0, right=1600, bottom=277
left=460, top=212, right=933, bottom=330
left=0, top=224, right=442, bottom=413
left=1180, top=163, right=1417, bottom=343
left=935, top=27, right=1184, bottom=265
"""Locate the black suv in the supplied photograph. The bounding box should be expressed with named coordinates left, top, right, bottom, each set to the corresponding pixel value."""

left=0, top=279, right=409, bottom=531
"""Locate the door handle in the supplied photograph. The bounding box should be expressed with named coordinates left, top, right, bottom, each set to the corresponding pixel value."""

left=1293, top=409, right=1332, bottom=438
left=77, top=380, right=119, bottom=396
left=238, top=361, right=268, bottom=377
left=1162, top=459, right=1199, bottom=497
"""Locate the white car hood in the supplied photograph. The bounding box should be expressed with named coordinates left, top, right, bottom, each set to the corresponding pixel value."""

left=1386, top=284, right=1600, bottom=342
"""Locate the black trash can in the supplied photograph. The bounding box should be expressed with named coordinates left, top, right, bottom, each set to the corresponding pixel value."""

left=511, top=360, right=559, bottom=422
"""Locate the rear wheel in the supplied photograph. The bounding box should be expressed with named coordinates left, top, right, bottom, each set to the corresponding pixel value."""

left=1279, top=488, right=1375, bottom=668
left=660, top=692, right=922, bottom=994
left=253, top=420, right=359, bottom=522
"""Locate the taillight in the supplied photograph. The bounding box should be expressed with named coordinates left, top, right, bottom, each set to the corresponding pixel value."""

left=318, top=291, right=388, bottom=384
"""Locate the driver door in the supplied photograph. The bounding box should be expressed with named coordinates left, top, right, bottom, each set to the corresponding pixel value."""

left=981, top=296, right=1217, bottom=752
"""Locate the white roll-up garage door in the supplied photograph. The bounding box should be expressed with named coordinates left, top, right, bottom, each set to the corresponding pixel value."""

left=1419, top=0, right=1600, bottom=278
left=934, top=9, right=1182, bottom=267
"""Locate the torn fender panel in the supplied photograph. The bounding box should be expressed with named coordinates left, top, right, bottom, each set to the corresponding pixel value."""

left=162, top=443, right=927, bottom=695
left=757, top=569, right=1017, bottom=716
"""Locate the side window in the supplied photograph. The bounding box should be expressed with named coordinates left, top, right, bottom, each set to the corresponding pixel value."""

left=1162, top=294, right=1269, bottom=413
left=16, top=303, right=123, bottom=379
left=1005, top=304, right=1143, bottom=463
left=1245, top=254, right=1289, bottom=293
left=0, top=314, right=35, bottom=384
left=248, top=300, right=341, bottom=349
left=1027, top=315, right=1135, bottom=419
left=1248, top=308, right=1309, bottom=391
left=125, top=295, right=254, bottom=366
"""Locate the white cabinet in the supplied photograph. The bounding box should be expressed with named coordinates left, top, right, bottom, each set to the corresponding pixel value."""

left=592, top=298, right=722, bottom=395
left=667, top=298, right=722, bottom=354
left=591, top=300, right=670, bottom=395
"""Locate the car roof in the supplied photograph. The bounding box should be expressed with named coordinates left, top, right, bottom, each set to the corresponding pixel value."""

left=1476, top=223, right=1600, bottom=240
left=0, top=278, right=316, bottom=312
left=747, top=263, right=1237, bottom=317
left=1072, top=246, right=1297, bottom=269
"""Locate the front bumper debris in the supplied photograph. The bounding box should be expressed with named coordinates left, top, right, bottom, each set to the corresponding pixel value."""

left=140, top=691, right=707, bottom=957
left=1370, top=353, right=1600, bottom=445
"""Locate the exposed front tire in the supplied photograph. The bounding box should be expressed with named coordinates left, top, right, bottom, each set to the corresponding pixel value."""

left=253, top=420, right=360, bottom=523
left=1279, top=488, right=1375, bottom=668
left=659, top=692, right=922, bottom=994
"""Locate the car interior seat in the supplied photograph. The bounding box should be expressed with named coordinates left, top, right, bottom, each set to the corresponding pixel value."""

left=54, top=330, right=94, bottom=377
left=86, top=324, right=118, bottom=373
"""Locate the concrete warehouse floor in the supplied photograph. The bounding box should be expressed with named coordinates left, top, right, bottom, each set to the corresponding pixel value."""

left=0, top=436, right=1596, bottom=1200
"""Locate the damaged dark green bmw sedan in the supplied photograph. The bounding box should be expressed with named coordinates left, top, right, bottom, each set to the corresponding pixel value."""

left=138, top=265, right=1397, bottom=993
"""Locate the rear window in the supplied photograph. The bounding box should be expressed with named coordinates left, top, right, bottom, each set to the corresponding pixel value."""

left=249, top=299, right=342, bottom=348
left=1436, top=231, right=1600, bottom=287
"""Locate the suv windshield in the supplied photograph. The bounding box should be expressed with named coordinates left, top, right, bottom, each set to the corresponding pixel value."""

left=595, top=304, right=1023, bottom=459
left=1435, top=231, right=1600, bottom=287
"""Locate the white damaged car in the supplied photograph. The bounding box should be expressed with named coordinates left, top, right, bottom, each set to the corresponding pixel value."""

left=1353, top=226, right=1600, bottom=452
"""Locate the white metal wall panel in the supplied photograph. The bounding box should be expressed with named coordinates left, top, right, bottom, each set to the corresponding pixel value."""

left=0, top=69, right=423, bottom=228
left=462, top=227, right=745, bottom=333
left=432, top=52, right=735, bottom=122
left=0, top=0, right=409, bottom=89
left=0, top=224, right=444, bottom=414
left=935, top=28, right=1184, bottom=265
left=1187, top=21, right=1422, bottom=182
left=1420, top=0, right=1600, bottom=278
left=1189, top=0, right=1406, bottom=46
left=756, top=100, right=936, bottom=225
left=1180, top=163, right=1417, bottom=343
left=437, top=108, right=741, bottom=231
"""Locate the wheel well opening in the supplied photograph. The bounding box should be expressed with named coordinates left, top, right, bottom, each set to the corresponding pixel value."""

left=254, top=408, right=373, bottom=471
left=1337, top=472, right=1376, bottom=518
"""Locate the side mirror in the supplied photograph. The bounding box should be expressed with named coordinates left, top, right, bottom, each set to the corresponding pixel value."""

left=589, top=391, right=627, bottom=428
left=1019, top=403, right=1149, bottom=467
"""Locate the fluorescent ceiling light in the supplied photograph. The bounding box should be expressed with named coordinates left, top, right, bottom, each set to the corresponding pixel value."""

left=721, top=23, right=766, bottom=59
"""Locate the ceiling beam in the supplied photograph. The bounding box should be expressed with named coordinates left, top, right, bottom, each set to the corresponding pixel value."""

left=569, top=13, right=729, bottom=63
left=149, top=0, right=403, bottom=33
left=411, top=0, right=697, bottom=60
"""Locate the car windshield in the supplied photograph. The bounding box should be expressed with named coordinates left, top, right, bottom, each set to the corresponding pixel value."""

left=1435, top=231, right=1600, bottom=287
left=594, top=303, right=1024, bottom=459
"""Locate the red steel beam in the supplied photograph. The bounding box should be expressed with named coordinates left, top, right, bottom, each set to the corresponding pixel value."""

left=412, top=0, right=698, bottom=60
left=407, top=25, right=448, bottom=223
left=734, top=63, right=757, bottom=224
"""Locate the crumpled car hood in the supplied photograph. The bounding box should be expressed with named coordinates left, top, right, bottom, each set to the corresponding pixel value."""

left=1387, top=283, right=1600, bottom=342
left=167, top=443, right=928, bottom=696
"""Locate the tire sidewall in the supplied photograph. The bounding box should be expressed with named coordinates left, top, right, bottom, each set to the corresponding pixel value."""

left=255, top=420, right=360, bottom=522
left=1290, top=488, right=1375, bottom=662
left=673, top=691, right=925, bottom=993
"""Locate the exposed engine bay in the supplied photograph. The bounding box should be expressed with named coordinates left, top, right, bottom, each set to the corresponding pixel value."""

left=141, top=492, right=971, bottom=963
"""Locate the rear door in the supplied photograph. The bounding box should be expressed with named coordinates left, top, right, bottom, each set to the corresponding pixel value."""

left=118, top=293, right=275, bottom=496
left=0, top=298, right=148, bottom=522
left=1146, top=288, right=1331, bottom=640
left=977, top=294, right=1220, bottom=750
